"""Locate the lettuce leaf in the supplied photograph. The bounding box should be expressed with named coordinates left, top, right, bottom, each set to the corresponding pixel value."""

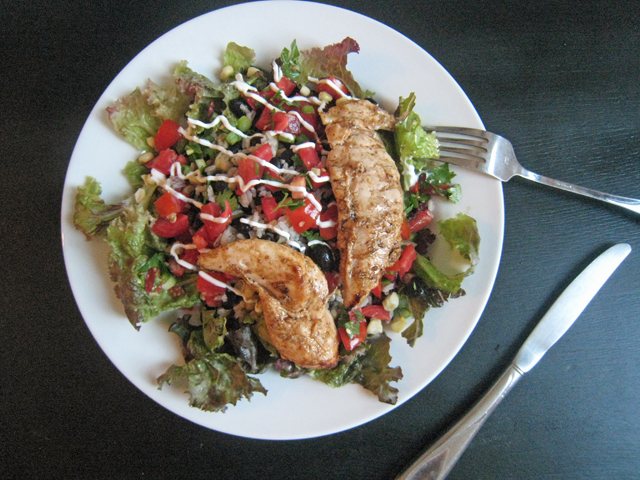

left=395, top=93, right=441, bottom=190
left=439, top=213, right=480, bottom=267
left=298, top=37, right=363, bottom=98
left=106, top=80, right=190, bottom=151
left=223, top=42, right=255, bottom=74
left=173, top=61, right=240, bottom=121
left=106, top=87, right=163, bottom=152
left=105, top=192, right=200, bottom=329
left=158, top=315, right=267, bottom=413
left=310, top=333, right=403, bottom=405
left=73, top=177, right=130, bottom=238
left=158, top=353, right=267, bottom=413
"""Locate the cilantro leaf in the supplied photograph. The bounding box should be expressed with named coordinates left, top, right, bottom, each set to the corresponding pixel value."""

left=279, top=40, right=301, bottom=82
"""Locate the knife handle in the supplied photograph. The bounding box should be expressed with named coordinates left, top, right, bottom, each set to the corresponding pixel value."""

left=396, top=364, right=524, bottom=480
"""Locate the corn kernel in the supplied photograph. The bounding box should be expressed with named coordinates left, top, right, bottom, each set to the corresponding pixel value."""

left=247, top=66, right=261, bottom=77
left=138, top=151, right=155, bottom=164
left=146, top=136, right=155, bottom=148
left=390, top=316, right=408, bottom=333
left=383, top=292, right=399, bottom=312
left=367, top=319, right=383, bottom=335
left=220, top=65, right=234, bottom=80
left=318, top=91, right=333, bottom=103
left=134, top=188, right=146, bottom=203
left=300, top=85, right=311, bottom=96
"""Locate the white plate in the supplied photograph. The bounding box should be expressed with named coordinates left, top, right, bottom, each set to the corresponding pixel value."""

left=61, top=1, right=503, bottom=440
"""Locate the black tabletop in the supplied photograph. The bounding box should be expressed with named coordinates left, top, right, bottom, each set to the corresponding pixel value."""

left=3, top=1, right=639, bottom=478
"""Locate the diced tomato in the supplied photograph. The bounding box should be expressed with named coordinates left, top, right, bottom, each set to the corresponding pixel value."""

left=192, top=227, right=210, bottom=250
left=387, top=244, right=418, bottom=279
left=196, top=271, right=227, bottom=307
left=285, top=198, right=320, bottom=234
left=148, top=149, right=188, bottom=176
left=324, top=271, right=340, bottom=292
left=144, top=267, right=162, bottom=293
left=338, top=312, right=368, bottom=351
left=272, top=112, right=290, bottom=132
left=310, top=167, right=330, bottom=189
left=409, top=210, right=434, bottom=233
left=154, top=119, right=182, bottom=151
left=154, top=191, right=188, bottom=217
left=409, top=181, right=420, bottom=194
left=151, top=213, right=190, bottom=238
left=261, top=196, right=284, bottom=222
left=401, top=219, right=411, bottom=240
left=180, top=248, right=199, bottom=266
left=319, top=203, right=338, bottom=240
left=252, top=143, right=274, bottom=162
left=168, top=258, right=185, bottom=277
left=316, top=76, right=349, bottom=96
left=275, top=75, right=297, bottom=96
left=237, top=155, right=266, bottom=193
left=254, top=107, right=273, bottom=130
left=361, top=305, right=391, bottom=322
left=297, top=145, right=320, bottom=170
left=371, top=279, right=382, bottom=298
left=263, top=169, right=284, bottom=192
left=201, top=200, right=232, bottom=242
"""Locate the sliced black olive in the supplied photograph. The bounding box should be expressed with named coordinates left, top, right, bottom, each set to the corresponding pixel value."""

left=305, top=243, right=336, bottom=272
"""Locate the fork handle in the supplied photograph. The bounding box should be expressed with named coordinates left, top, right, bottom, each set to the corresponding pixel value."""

left=395, top=364, right=524, bottom=480
left=518, top=168, right=640, bottom=214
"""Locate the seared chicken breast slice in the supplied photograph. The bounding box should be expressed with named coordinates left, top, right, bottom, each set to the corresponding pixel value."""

left=197, top=239, right=339, bottom=370
left=321, top=99, right=404, bottom=308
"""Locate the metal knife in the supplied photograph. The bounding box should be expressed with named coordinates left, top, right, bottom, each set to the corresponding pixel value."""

left=396, top=243, right=631, bottom=480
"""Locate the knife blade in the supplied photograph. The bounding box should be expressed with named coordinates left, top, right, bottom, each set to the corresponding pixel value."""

left=396, top=243, right=631, bottom=480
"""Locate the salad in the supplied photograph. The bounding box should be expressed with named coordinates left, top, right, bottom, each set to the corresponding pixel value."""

left=73, top=38, right=480, bottom=413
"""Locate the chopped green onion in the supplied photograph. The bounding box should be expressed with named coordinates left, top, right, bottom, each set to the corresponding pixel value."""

left=237, top=115, right=252, bottom=132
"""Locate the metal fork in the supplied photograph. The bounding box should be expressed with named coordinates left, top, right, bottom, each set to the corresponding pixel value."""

left=426, top=126, right=640, bottom=214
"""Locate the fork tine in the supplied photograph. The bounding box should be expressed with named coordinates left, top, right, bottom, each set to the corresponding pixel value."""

left=437, top=153, right=487, bottom=170
left=439, top=145, right=487, bottom=157
left=424, top=126, right=490, bottom=139
left=436, top=136, right=489, bottom=149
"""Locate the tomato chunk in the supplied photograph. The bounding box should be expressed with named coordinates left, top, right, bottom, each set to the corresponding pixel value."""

left=361, top=305, right=391, bottom=322
left=144, top=267, right=162, bottom=293
left=192, top=227, right=210, bottom=250
left=261, top=196, right=284, bottom=222
left=148, top=149, right=187, bottom=175
left=387, top=244, right=418, bottom=279
left=154, top=191, right=188, bottom=217
left=371, top=279, right=383, bottom=298
left=409, top=210, right=434, bottom=233
left=196, top=271, right=227, bottom=307
left=275, top=75, right=297, bottom=96
left=319, top=204, right=338, bottom=240
left=151, top=213, right=190, bottom=238
left=338, top=312, right=368, bottom=351
left=297, top=145, right=320, bottom=170
left=201, top=200, right=232, bottom=242
left=154, top=119, right=182, bottom=151
left=316, top=76, right=349, bottom=96
left=285, top=198, right=320, bottom=234
left=401, top=219, right=411, bottom=240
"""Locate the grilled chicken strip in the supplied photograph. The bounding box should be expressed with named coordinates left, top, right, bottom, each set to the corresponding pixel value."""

left=197, top=239, right=339, bottom=369
left=321, top=99, right=404, bottom=308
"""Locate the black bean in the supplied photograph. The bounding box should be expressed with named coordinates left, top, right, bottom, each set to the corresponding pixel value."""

left=228, top=98, right=251, bottom=118
left=414, top=228, right=436, bottom=256
left=231, top=218, right=252, bottom=238
left=305, top=243, right=336, bottom=272
left=212, top=181, right=229, bottom=193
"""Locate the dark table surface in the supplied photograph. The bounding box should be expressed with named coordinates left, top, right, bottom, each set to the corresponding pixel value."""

left=3, top=0, right=639, bottom=478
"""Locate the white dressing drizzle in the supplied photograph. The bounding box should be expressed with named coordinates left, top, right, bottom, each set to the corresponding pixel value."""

left=239, top=217, right=304, bottom=251
left=198, top=271, right=244, bottom=297
left=169, top=243, right=199, bottom=271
